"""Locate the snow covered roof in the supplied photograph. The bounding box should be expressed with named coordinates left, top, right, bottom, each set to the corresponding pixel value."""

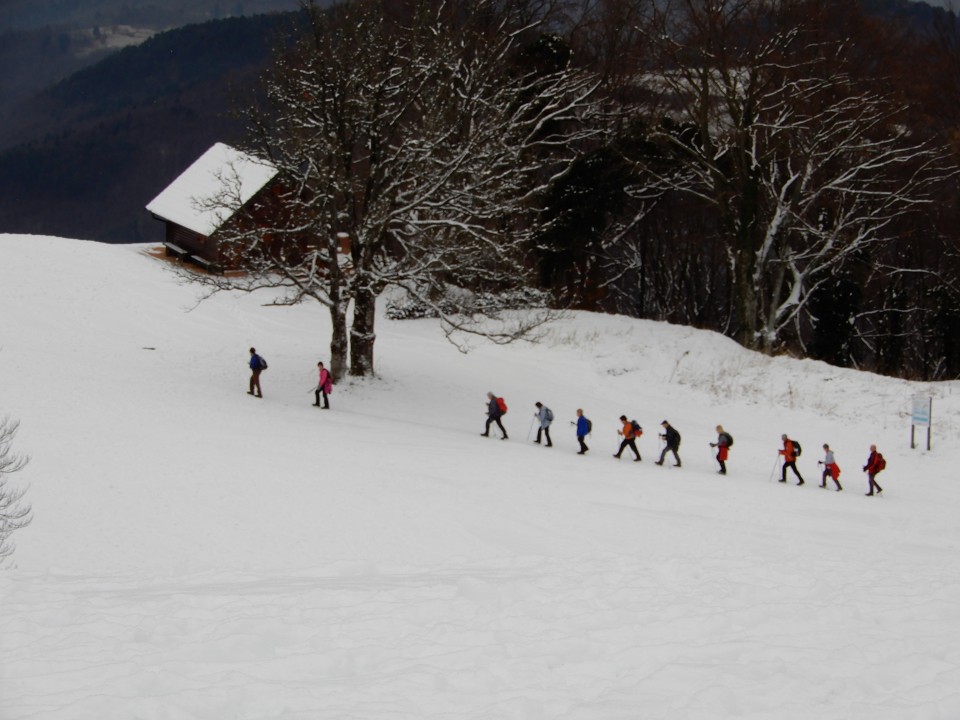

left=145, top=143, right=278, bottom=236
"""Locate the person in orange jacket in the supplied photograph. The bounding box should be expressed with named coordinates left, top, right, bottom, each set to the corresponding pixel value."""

left=779, top=434, right=805, bottom=485
left=613, top=415, right=642, bottom=461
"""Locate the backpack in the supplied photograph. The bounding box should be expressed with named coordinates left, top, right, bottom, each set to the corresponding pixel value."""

left=791, top=439, right=801, bottom=457
left=585, top=418, right=592, bottom=435
left=875, top=453, right=886, bottom=472
left=259, top=356, right=268, bottom=371
left=544, top=407, right=553, bottom=422
left=722, top=432, right=734, bottom=447
left=630, top=420, right=642, bottom=437
left=496, top=397, right=507, bottom=414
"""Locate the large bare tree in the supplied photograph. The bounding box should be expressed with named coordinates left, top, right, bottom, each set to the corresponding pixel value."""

left=199, top=0, right=604, bottom=377
left=633, top=0, right=952, bottom=352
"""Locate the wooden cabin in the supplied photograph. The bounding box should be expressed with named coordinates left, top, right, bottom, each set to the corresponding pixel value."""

left=146, top=143, right=279, bottom=273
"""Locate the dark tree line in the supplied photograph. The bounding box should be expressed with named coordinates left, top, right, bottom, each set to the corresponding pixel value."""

left=531, top=0, right=960, bottom=380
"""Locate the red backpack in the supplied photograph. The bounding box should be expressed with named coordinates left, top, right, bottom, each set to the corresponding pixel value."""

left=496, top=397, right=508, bottom=414
left=875, top=453, right=886, bottom=472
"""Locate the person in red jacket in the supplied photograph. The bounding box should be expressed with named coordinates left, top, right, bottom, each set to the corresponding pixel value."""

left=863, top=444, right=884, bottom=496
left=613, top=416, right=641, bottom=461
left=313, top=361, right=332, bottom=409
left=779, top=434, right=804, bottom=485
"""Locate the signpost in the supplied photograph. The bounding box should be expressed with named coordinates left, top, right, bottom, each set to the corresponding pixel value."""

left=911, top=395, right=932, bottom=451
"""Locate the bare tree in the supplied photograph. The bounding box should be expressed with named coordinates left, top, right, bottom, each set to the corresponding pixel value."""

left=0, top=417, right=31, bottom=562
left=631, top=0, right=953, bottom=353
left=195, top=0, right=605, bottom=377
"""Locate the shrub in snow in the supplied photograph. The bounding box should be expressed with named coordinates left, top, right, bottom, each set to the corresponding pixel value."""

left=0, top=418, right=31, bottom=562
left=386, top=286, right=550, bottom=320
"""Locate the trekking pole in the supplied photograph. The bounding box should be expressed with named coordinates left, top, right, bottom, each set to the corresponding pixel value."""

left=708, top=444, right=718, bottom=469
left=769, top=454, right=780, bottom=482
left=526, top=415, right=536, bottom=442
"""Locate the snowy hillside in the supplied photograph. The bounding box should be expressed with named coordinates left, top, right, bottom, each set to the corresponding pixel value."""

left=2, top=234, right=959, bottom=719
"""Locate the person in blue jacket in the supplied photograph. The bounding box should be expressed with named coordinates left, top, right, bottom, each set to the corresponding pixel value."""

left=248, top=347, right=265, bottom=398
left=482, top=392, right=508, bottom=439
left=575, top=408, right=590, bottom=455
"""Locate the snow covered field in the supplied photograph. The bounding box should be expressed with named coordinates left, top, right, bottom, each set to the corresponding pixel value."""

left=2, top=234, right=959, bottom=719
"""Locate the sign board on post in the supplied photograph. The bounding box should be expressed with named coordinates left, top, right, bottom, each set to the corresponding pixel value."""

left=911, top=395, right=932, bottom=450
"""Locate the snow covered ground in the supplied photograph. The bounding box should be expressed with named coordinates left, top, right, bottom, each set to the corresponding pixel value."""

left=2, top=233, right=959, bottom=719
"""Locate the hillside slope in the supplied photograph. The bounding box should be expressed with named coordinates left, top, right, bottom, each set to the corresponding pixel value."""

left=1, top=234, right=959, bottom=719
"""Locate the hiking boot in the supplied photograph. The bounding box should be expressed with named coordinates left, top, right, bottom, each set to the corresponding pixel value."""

left=577, top=451, right=586, bottom=455
left=797, top=480, right=804, bottom=486
left=613, top=454, right=621, bottom=459
left=655, top=461, right=663, bottom=466
left=674, top=463, right=681, bottom=467
left=633, top=457, right=642, bottom=462
left=480, top=433, right=489, bottom=437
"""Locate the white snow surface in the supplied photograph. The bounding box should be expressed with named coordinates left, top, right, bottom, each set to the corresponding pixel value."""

left=2, top=233, right=960, bottom=719
left=145, top=142, right=278, bottom=236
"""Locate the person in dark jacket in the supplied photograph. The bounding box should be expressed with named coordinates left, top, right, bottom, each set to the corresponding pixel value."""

left=656, top=420, right=681, bottom=467
left=482, top=392, right=508, bottom=440
left=710, top=425, right=731, bottom=474
left=863, top=444, right=884, bottom=496
left=248, top=347, right=264, bottom=398
left=778, top=434, right=804, bottom=485
left=534, top=402, right=553, bottom=447
left=613, top=415, right=642, bottom=461
left=314, top=361, right=332, bottom=409
left=575, top=409, right=590, bottom=455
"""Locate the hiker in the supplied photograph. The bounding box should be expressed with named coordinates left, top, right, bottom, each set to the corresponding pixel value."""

left=534, top=402, right=554, bottom=447
left=313, top=361, right=332, bottom=409
left=710, top=425, right=732, bottom=474
left=248, top=347, right=265, bottom=398
left=482, top=392, right=508, bottom=440
left=656, top=420, right=681, bottom=467
left=778, top=434, right=804, bottom=485
left=613, top=415, right=642, bottom=461
left=818, top=443, right=843, bottom=491
left=575, top=409, right=590, bottom=455
left=863, top=444, right=885, bottom=496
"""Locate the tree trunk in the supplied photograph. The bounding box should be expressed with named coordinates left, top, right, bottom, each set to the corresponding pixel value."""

left=328, top=302, right=349, bottom=381
left=732, top=246, right=759, bottom=349
left=349, top=286, right=377, bottom=377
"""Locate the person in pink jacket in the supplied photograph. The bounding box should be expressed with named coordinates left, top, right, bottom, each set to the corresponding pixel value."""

left=313, top=361, right=332, bottom=409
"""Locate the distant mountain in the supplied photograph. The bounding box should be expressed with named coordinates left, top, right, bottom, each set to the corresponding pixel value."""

left=0, top=13, right=296, bottom=243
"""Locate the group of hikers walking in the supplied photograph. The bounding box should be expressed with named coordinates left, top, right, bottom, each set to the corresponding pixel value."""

left=778, top=435, right=887, bottom=496
left=247, top=347, right=333, bottom=408
left=484, top=393, right=888, bottom=497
